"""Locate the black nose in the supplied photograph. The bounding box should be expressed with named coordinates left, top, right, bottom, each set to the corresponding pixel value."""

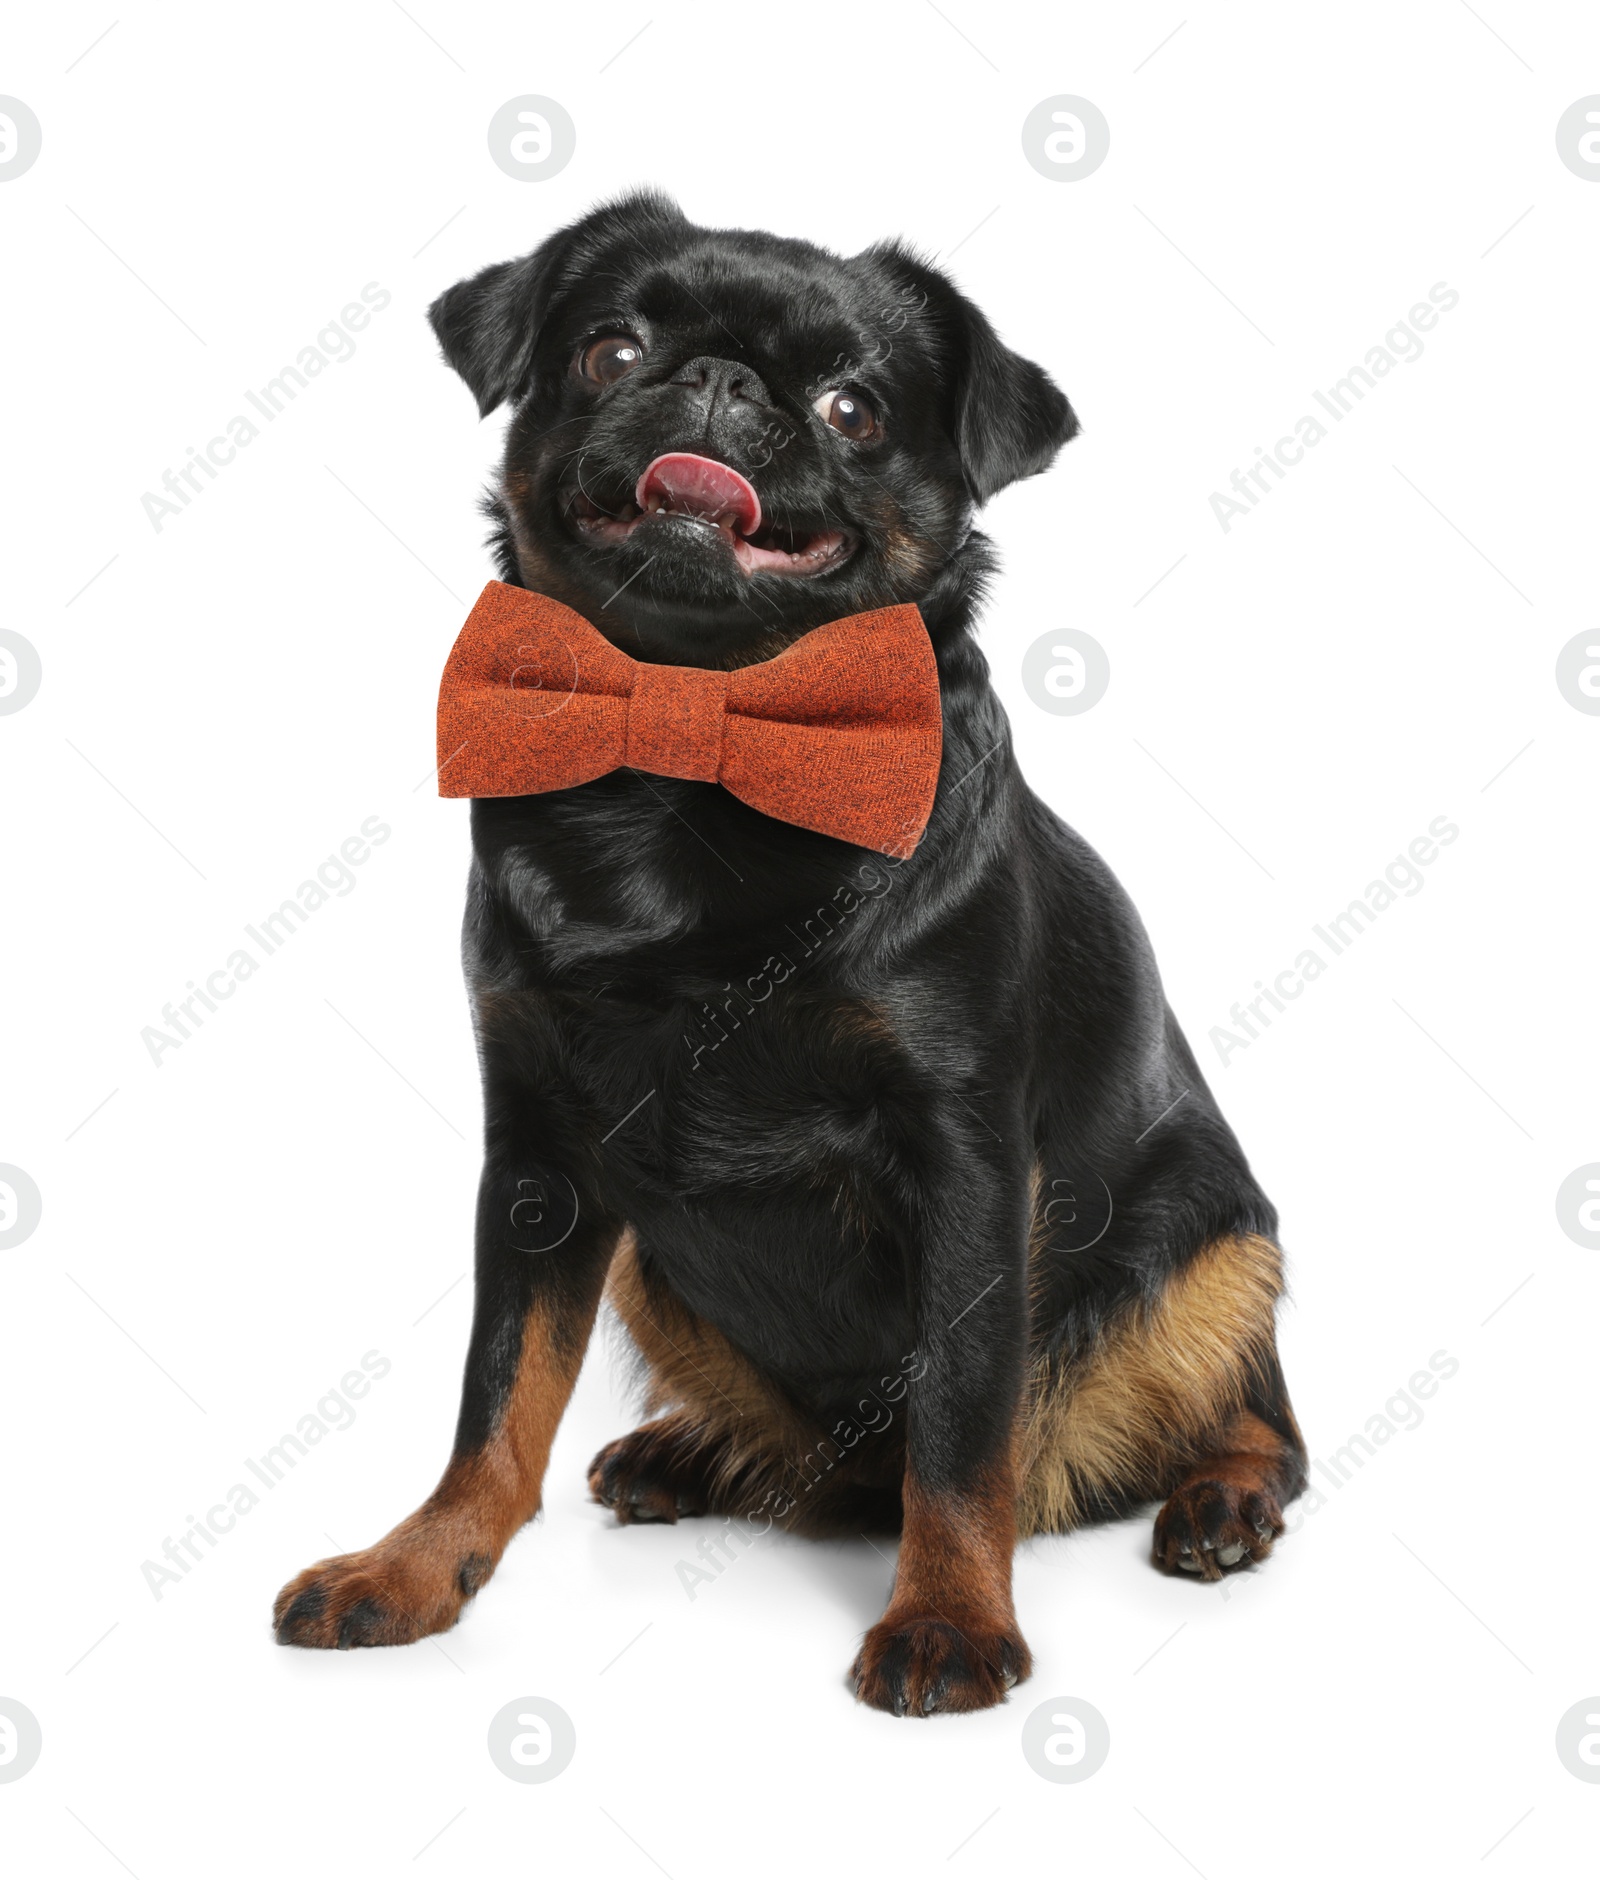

left=669, top=355, right=771, bottom=410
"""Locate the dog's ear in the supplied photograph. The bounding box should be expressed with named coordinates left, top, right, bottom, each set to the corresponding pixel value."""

left=859, top=241, right=1079, bottom=505
left=428, top=190, right=689, bottom=417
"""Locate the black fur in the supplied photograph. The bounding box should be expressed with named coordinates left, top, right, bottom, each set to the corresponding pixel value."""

left=425, top=189, right=1274, bottom=1452
left=273, top=192, right=1297, bottom=1703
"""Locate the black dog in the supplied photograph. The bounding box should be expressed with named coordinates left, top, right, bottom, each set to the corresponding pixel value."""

left=274, top=191, right=1306, bottom=1715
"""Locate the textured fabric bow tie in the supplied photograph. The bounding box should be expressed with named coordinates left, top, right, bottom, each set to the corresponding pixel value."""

left=436, top=582, right=943, bottom=857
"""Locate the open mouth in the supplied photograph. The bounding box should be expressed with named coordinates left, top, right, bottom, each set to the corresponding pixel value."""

left=567, top=452, right=852, bottom=577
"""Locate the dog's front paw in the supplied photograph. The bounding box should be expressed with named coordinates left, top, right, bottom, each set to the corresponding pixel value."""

left=851, top=1615, right=1031, bottom=1717
left=273, top=1540, right=492, bottom=1649
left=1153, top=1477, right=1284, bottom=1580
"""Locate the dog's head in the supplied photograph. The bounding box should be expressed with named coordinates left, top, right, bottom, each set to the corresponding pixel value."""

left=429, top=191, right=1078, bottom=658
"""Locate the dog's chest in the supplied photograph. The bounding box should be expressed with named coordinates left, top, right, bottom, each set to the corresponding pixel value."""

left=476, top=815, right=937, bottom=1218
left=570, top=968, right=918, bottom=1204
left=559, top=967, right=923, bottom=1373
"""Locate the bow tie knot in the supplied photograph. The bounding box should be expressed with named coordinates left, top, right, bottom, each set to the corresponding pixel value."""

left=436, top=582, right=943, bottom=857
left=625, top=661, right=729, bottom=783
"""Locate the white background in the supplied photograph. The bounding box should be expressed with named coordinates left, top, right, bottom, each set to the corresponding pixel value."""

left=3, top=2, right=1597, bottom=1872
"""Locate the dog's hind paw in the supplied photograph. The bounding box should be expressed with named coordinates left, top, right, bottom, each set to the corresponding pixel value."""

left=1152, top=1477, right=1284, bottom=1581
left=587, top=1416, right=724, bottom=1525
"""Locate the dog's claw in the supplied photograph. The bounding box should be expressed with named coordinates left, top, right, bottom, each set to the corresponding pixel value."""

left=1154, top=1477, right=1289, bottom=1579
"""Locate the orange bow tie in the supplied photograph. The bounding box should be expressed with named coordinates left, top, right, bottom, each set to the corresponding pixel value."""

left=436, top=583, right=943, bottom=857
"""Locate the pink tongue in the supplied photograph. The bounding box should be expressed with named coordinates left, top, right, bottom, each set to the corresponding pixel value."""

left=636, top=453, right=762, bottom=537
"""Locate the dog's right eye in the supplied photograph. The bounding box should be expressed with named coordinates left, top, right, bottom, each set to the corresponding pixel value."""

left=578, top=334, right=646, bottom=385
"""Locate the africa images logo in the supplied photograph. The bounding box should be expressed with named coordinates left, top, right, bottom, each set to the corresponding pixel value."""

left=1210, top=816, right=1458, bottom=1065
left=1209, top=284, right=1460, bottom=532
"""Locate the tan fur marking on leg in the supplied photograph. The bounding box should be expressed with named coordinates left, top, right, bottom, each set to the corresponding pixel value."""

left=852, top=1454, right=1032, bottom=1714
left=1018, top=1232, right=1284, bottom=1536
left=885, top=1464, right=1019, bottom=1635
left=426, top=1282, right=602, bottom=1551
left=272, top=1246, right=612, bottom=1646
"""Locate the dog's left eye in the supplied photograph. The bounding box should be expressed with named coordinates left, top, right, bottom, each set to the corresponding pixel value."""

left=812, top=389, right=880, bottom=440
left=579, top=334, right=646, bottom=385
